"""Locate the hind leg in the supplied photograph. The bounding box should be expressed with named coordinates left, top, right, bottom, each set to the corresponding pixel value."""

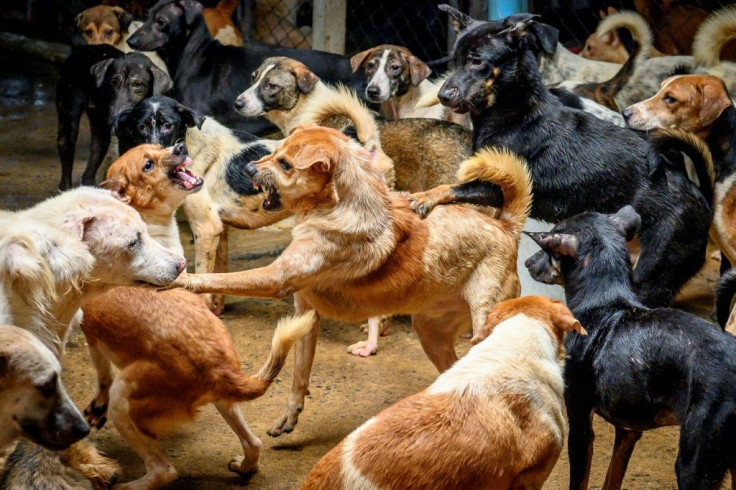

left=208, top=225, right=229, bottom=316
left=676, top=409, right=733, bottom=490
left=83, top=340, right=114, bottom=429
left=215, top=402, right=262, bottom=475
left=81, top=111, right=111, bottom=186
left=602, top=427, right=642, bottom=490
left=412, top=311, right=462, bottom=372
left=56, top=96, right=86, bottom=190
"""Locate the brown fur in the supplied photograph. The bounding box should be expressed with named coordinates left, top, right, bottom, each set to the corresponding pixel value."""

left=581, top=9, right=665, bottom=64
left=170, top=126, right=532, bottom=436
left=75, top=5, right=133, bottom=46
left=635, top=0, right=709, bottom=55
left=302, top=296, right=581, bottom=490
left=203, top=0, right=243, bottom=46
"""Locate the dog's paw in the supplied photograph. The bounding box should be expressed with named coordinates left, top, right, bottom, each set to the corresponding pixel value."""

left=347, top=340, right=378, bottom=357
left=83, top=400, right=109, bottom=430
left=408, top=193, right=436, bottom=219
left=203, top=293, right=225, bottom=316
left=228, top=455, right=259, bottom=475
left=267, top=405, right=303, bottom=437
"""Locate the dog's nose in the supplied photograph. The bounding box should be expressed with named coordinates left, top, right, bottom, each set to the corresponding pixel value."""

left=173, top=141, right=187, bottom=156
left=176, top=259, right=187, bottom=275
left=366, top=86, right=380, bottom=98
left=245, top=162, right=258, bottom=177
left=72, top=419, right=91, bottom=440
left=234, top=98, right=245, bottom=110
left=622, top=108, right=633, bottom=121
left=438, top=86, right=459, bottom=106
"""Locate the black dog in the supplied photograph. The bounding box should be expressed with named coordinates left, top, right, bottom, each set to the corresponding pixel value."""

left=56, top=45, right=171, bottom=190
left=525, top=205, right=736, bottom=490
left=126, top=0, right=354, bottom=135
left=412, top=6, right=713, bottom=308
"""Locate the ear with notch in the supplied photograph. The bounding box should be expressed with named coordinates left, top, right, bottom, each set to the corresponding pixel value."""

left=112, top=6, right=134, bottom=31
left=525, top=231, right=579, bottom=257
left=175, top=101, right=205, bottom=129
left=292, top=145, right=331, bottom=173
left=99, top=179, right=131, bottom=204
left=150, top=65, right=173, bottom=94
left=438, top=4, right=475, bottom=34
left=350, top=48, right=375, bottom=73
left=699, top=81, right=733, bottom=126
left=90, top=58, right=116, bottom=88
left=405, top=54, right=432, bottom=87
left=176, top=0, right=204, bottom=26
left=550, top=300, right=587, bottom=335
left=609, top=205, right=641, bottom=242
left=293, top=65, right=319, bottom=94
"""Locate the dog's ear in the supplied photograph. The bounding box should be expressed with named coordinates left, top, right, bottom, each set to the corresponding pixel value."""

left=176, top=104, right=206, bottom=129
left=64, top=216, right=98, bottom=242
left=99, top=179, right=131, bottom=204
left=112, top=109, right=131, bottom=136
left=293, top=65, right=319, bottom=94
left=350, top=48, right=374, bottom=73
left=75, top=12, right=87, bottom=31
left=503, top=15, right=559, bottom=55
left=439, top=4, right=474, bottom=34
left=176, top=0, right=204, bottom=26
left=0, top=237, right=56, bottom=306
left=90, top=58, right=116, bottom=88
left=699, top=81, right=732, bottom=126
left=609, top=205, right=641, bottom=242
left=406, top=54, right=432, bottom=87
left=470, top=305, right=514, bottom=345
left=112, top=6, right=134, bottom=31
left=150, top=65, right=173, bottom=94
left=293, top=145, right=331, bottom=173
left=524, top=231, right=578, bottom=257
left=550, top=300, right=586, bottom=335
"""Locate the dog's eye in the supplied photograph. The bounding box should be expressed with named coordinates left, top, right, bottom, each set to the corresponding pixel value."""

left=469, top=57, right=484, bottom=67
left=137, top=123, right=148, bottom=134
left=162, top=122, right=172, bottom=131
left=128, top=233, right=141, bottom=248
left=104, top=29, right=113, bottom=37
left=36, top=376, right=56, bottom=397
left=251, top=72, right=258, bottom=82
left=280, top=158, right=291, bottom=171
left=143, top=159, right=154, bottom=172
left=390, top=64, right=401, bottom=72
left=84, top=29, right=94, bottom=37
left=154, top=17, right=165, bottom=28
left=663, top=94, right=676, bottom=104
left=265, top=82, right=277, bottom=91
left=367, top=60, right=376, bottom=69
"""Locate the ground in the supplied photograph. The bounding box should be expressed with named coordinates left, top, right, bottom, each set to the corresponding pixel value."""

left=0, top=52, right=724, bottom=489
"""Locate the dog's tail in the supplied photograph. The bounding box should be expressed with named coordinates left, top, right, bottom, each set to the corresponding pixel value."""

left=213, top=0, right=242, bottom=18
left=220, top=311, right=315, bottom=401
left=456, top=148, right=533, bottom=236
left=717, top=268, right=736, bottom=329
left=693, top=5, right=736, bottom=68
left=595, top=11, right=653, bottom=67
left=648, top=129, right=715, bottom=204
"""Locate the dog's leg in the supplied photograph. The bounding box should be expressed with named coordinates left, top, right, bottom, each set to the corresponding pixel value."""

left=268, top=294, right=319, bottom=437
left=411, top=312, right=459, bottom=372
left=409, top=180, right=504, bottom=218
left=83, top=340, right=113, bottom=429
left=567, top=409, right=595, bottom=490
left=215, top=402, right=262, bottom=474
left=348, top=316, right=386, bottom=357
left=676, top=408, right=732, bottom=490
left=82, top=110, right=111, bottom=186
left=208, top=224, right=229, bottom=316
left=56, top=96, right=87, bottom=191
left=602, top=427, right=642, bottom=490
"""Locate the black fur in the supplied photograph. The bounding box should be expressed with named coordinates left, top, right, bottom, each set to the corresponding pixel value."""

left=525, top=206, right=736, bottom=490
left=434, top=11, right=713, bottom=307
left=126, top=0, right=354, bottom=135
left=225, top=144, right=272, bottom=196
left=716, top=268, right=736, bottom=328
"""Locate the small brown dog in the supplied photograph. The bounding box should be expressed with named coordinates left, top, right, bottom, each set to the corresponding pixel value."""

left=302, top=296, right=584, bottom=490
left=169, top=125, right=532, bottom=436
left=203, top=0, right=243, bottom=46
left=81, top=144, right=312, bottom=488
left=581, top=9, right=665, bottom=64
left=76, top=5, right=133, bottom=46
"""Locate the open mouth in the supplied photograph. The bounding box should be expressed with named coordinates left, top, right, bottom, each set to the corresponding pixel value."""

left=169, top=156, right=204, bottom=192
left=253, top=180, right=281, bottom=211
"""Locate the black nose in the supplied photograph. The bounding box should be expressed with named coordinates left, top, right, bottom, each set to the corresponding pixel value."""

left=622, top=108, right=633, bottom=120
left=72, top=419, right=91, bottom=440
left=245, top=162, right=257, bottom=177
left=234, top=98, right=245, bottom=110
left=366, top=86, right=380, bottom=98
left=173, top=141, right=187, bottom=156
left=438, top=86, right=459, bottom=106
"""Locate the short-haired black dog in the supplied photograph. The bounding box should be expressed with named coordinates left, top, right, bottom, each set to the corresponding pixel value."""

left=411, top=6, right=713, bottom=308
left=525, top=205, right=736, bottom=490
left=126, top=0, right=354, bottom=135
left=56, top=45, right=172, bottom=190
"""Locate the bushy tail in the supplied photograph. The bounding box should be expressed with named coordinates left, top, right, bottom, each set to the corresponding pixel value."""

left=220, top=311, right=316, bottom=401
left=716, top=268, right=736, bottom=328
left=214, top=0, right=242, bottom=18
left=693, top=5, right=736, bottom=68
left=595, top=11, right=653, bottom=68
left=456, top=148, right=533, bottom=236
left=648, top=129, right=715, bottom=204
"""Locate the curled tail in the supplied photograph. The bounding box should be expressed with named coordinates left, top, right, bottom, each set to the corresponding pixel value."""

left=456, top=149, right=533, bottom=236
left=716, top=268, right=736, bottom=328
left=694, top=5, right=736, bottom=68
left=220, top=311, right=316, bottom=401
left=648, top=129, right=714, bottom=204
left=595, top=11, right=653, bottom=67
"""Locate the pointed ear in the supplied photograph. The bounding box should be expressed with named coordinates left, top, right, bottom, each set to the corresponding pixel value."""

left=176, top=0, right=204, bottom=26
left=525, top=231, right=578, bottom=257
left=75, top=12, right=86, bottom=30
left=527, top=21, right=559, bottom=55
left=608, top=6, right=618, bottom=15
left=609, top=205, right=641, bottom=241
left=502, top=14, right=558, bottom=55
left=699, top=81, right=732, bottom=126
left=293, top=65, right=319, bottom=94
left=406, top=54, right=432, bottom=86
left=439, top=4, right=474, bottom=34
left=350, top=48, right=374, bottom=73
left=112, top=6, right=134, bottom=31
left=609, top=31, right=620, bottom=47
left=150, top=65, right=173, bottom=94
left=292, top=145, right=331, bottom=173
left=99, top=179, right=131, bottom=204
left=551, top=300, right=586, bottom=335
left=90, top=58, right=115, bottom=88
left=176, top=103, right=205, bottom=129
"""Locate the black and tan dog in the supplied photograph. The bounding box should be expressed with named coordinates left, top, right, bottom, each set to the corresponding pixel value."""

left=526, top=205, right=736, bottom=490
left=411, top=7, right=714, bottom=308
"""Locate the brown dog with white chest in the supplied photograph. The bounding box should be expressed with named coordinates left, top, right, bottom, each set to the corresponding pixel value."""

left=302, top=296, right=584, bottom=490
left=169, top=125, right=532, bottom=437
left=80, top=144, right=312, bottom=489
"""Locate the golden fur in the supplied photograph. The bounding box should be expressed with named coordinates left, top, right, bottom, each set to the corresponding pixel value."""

left=582, top=11, right=658, bottom=64
left=203, top=0, right=243, bottom=46
left=693, top=5, right=736, bottom=67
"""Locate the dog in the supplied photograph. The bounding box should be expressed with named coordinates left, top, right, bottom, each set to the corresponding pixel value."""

left=416, top=8, right=714, bottom=309
left=203, top=0, right=243, bottom=45
left=56, top=45, right=171, bottom=190
left=635, top=0, right=710, bottom=56
left=302, top=295, right=583, bottom=490
left=74, top=143, right=311, bottom=488
left=581, top=10, right=669, bottom=64
left=126, top=0, right=353, bottom=134
left=349, top=44, right=470, bottom=128
left=525, top=204, right=736, bottom=489
left=168, top=126, right=532, bottom=436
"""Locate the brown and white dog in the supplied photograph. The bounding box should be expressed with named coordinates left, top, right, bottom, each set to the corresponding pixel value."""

left=203, top=0, right=243, bottom=46
left=169, top=126, right=532, bottom=436
left=302, top=296, right=584, bottom=490
left=350, top=44, right=471, bottom=129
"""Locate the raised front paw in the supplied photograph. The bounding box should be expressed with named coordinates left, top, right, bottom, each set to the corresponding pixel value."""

left=83, top=399, right=108, bottom=430
left=267, top=403, right=303, bottom=437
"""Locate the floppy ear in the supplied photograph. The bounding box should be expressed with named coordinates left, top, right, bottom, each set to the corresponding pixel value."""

left=176, top=0, right=204, bottom=26
left=292, top=145, right=331, bottom=173
left=609, top=205, right=641, bottom=241
left=293, top=65, right=319, bottom=94
left=176, top=103, right=205, bottom=129
left=551, top=301, right=586, bottom=335
left=406, top=54, right=432, bottom=86
left=75, top=12, right=86, bottom=30
left=527, top=21, right=559, bottom=55
left=470, top=307, right=512, bottom=345
left=525, top=231, right=579, bottom=257
left=99, top=179, right=131, bottom=204
left=699, top=81, right=733, bottom=126
left=112, top=6, right=134, bottom=31
left=0, top=237, right=56, bottom=306
left=438, top=4, right=475, bottom=34
left=150, top=65, right=173, bottom=94
left=63, top=216, right=98, bottom=242
left=90, top=58, right=115, bottom=88
left=350, top=48, right=374, bottom=73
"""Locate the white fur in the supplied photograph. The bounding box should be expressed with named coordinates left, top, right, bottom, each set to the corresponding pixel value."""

left=339, top=418, right=381, bottom=490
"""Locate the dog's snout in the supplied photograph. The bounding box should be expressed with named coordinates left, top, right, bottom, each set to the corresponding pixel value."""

left=173, top=141, right=187, bottom=156
left=72, top=419, right=91, bottom=440
left=234, top=97, right=245, bottom=110
left=622, top=108, right=633, bottom=121
left=366, top=85, right=380, bottom=98
left=176, top=259, right=187, bottom=275
left=438, top=86, right=459, bottom=106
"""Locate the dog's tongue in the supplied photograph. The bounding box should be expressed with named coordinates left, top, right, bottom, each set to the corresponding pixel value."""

left=175, top=168, right=199, bottom=189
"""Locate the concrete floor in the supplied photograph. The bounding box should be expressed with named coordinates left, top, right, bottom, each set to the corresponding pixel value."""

left=0, top=52, right=725, bottom=489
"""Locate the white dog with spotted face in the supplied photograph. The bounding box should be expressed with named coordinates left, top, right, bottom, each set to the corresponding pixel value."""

left=0, top=187, right=186, bottom=356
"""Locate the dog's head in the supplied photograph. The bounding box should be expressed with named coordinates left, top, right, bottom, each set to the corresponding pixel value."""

left=0, top=325, right=89, bottom=449
left=91, top=53, right=173, bottom=125
left=234, top=57, right=319, bottom=117
left=127, top=0, right=202, bottom=52
left=101, top=143, right=202, bottom=216
left=623, top=75, right=733, bottom=138
left=243, top=125, right=356, bottom=212
left=437, top=6, right=558, bottom=114
left=115, top=96, right=205, bottom=152
left=524, top=206, right=641, bottom=289
left=581, top=30, right=628, bottom=64
left=75, top=5, right=133, bottom=46
left=350, top=45, right=432, bottom=103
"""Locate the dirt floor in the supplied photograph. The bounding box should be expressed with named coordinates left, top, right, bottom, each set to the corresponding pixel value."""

left=0, top=52, right=725, bottom=489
